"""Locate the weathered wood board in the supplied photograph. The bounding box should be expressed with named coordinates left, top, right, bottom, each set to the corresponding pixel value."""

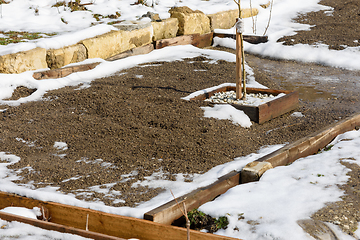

left=190, top=86, right=299, bottom=124
left=0, top=210, right=125, bottom=240
left=33, top=62, right=101, bottom=80
left=213, top=33, right=268, bottom=44
left=154, top=32, right=214, bottom=49
left=0, top=191, right=239, bottom=240
left=144, top=171, right=240, bottom=225
left=106, top=43, right=154, bottom=61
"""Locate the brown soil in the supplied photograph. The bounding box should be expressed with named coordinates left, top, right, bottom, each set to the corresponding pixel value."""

left=2, top=56, right=349, bottom=207
left=277, top=0, right=360, bottom=50
left=0, top=0, right=360, bottom=237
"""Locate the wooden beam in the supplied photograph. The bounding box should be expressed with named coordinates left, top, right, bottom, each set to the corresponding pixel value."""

left=214, top=33, right=268, bottom=44
left=0, top=211, right=125, bottom=240
left=257, top=91, right=299, bottom=124
left=144, top=171, right=240, bottom=225
left=0, top=191, right=238, bottom=240
left=154, top=32, right=214, bottom=49
left=106, top=44, right=154, bottom=61
left=33, top=62, right=100, bottom=80
left=191, top=32, right=214, bottom=48
left=241, top=112, right=360, bottom=183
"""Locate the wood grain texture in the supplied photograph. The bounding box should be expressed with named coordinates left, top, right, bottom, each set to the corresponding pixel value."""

left=106, top=44, right=154, bottom=61
left=0, top=191, right=239, bottom=240
left=213, top=33, right=268, bottom=44
left=0, top=211, right=124, bottom=240
left=33, top=62, right=100, bottom=80
left=144, top=171, right=240, bottom=225
left=154, top=32, right=213, bottom=49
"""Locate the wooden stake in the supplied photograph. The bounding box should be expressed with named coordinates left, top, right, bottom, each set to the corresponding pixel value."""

left=236, top=31, right=243, bottom=100
left=241, top=33, right=246, bottom=99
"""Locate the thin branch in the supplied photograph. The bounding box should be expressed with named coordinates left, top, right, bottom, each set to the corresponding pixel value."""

left=170, top=190, right=186, bottom=217
left=233, top=0, right=242, bottom=18
left=170, top=190, right=190, bottom=240
left=263, top=0, right=274, bottom=36
left=249, top=0, right=256, bottom=34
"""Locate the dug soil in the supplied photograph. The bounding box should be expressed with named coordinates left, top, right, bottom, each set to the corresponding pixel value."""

left=0, top=0, right=360, bottom=237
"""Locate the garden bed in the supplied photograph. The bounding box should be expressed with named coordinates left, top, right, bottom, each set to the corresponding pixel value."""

left=190, top=86, right=298, bottom=124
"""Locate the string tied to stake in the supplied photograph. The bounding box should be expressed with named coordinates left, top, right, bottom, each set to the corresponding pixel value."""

left=235, top=18, right=245, bottom=34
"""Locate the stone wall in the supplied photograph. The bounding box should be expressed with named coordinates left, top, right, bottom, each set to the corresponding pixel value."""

left=0, top=7, right=259, bottom=74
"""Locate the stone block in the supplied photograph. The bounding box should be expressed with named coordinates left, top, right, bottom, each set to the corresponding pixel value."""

left=207, top=8, right=259, bottom=31
left=151, top=18, right=179, bottom=41
left=0, top=48, right=47, bottom=74
left=81, top=26, right=152, bottom=59
left=46, top=44, right=87, bottom=69
left=169, top=6, right=210, bottom=35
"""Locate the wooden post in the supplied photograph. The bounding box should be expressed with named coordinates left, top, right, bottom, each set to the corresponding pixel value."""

left=236, top=30, right=243, bottom=100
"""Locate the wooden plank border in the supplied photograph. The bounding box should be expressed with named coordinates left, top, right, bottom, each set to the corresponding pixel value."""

left=241, top=112, right=360, bottom=183
left=0, top=191, right=238, bottom=240
left=144, top=171, right=240, bottom=225
left=0, top=211, right=125, bottom=240
left=144, top=113, right=360, bottom=226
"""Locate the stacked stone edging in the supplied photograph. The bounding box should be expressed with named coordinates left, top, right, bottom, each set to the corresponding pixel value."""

left=0, top=7, right=259, bottom=74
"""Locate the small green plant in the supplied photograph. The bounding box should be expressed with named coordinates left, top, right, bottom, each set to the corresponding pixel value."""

left=187, top=209, right=229, bottom=233
left=317, top=174, right=324, bottom=177
left=215, top=216, right=229, bottom=229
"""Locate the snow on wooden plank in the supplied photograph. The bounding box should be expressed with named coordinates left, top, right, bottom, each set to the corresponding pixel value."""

left=144, top=171, right=240, bottom=225
left=0, top=191, right=239, bottom=240
left=0, top=210, right=125, bottom=240
left=241, top=112, right=360, bottom=183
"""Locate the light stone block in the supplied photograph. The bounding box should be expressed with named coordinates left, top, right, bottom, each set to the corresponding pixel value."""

left=0, top=48, right=47, bottom=74
left=169, top=7, right=211, bottom=35
left=151, top=18, right=179, bottom=41
left=46, top=44, right=87, bottom=69
left=81, top=26, right=152, bottom=59
left=207, top=8, right=259, bottom=31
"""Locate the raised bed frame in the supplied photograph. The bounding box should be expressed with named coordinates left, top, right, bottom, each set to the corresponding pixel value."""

left=0, top=191, right=238, bottom=240
left=143, top=113, right=360, bottom=226
left=190, top=86, right=299, bottom=124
